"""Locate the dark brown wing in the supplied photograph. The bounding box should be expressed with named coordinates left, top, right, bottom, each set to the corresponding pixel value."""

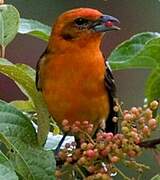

left=36, top=48, right=49, bottom=91
left=104, top=61, right=118, bottom=134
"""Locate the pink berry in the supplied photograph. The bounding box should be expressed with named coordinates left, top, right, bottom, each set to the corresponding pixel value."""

left=87, top=143, right=94, bottom=150
left=88, top=166, right=95, bottom=173
left=100, top=149, right=108, bottom=156
left=62, top=119, right=69, bottom=126
left=75, top=121, right=81, bottom=126
left=103, top=132, right=113, bottom=141
left=145, top=109, right=152, bottom=119
left=86, top=149, right=96, bottom=158
left=127, top=150, right=136, bottom=157
left=83, top=121, right=89, bottom=125
left=110, top=156, right=120, bottom=163
left=72, top=126, right=79, bottom=133
left=148, top=118, right=157, bottom=129
left=142, top=125, right=150, bottom=136
left=124, top=113, right=133, bottom=121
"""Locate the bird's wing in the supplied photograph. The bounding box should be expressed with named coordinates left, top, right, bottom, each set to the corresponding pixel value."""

left=36, top=49, right=48, bottom=91
left=104, top=61, right=118, bottom=134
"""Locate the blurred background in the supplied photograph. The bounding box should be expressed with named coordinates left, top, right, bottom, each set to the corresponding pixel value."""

left=1, top=0, right=160, bottom=178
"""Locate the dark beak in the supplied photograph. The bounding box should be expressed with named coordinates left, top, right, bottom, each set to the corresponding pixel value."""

left=91, top=15, right=120, bottom=32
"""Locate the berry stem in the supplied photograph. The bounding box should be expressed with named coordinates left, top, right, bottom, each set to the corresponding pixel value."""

left=139, top=137, right=160, bottom=148
left=115, top=98, right=124, bottom=116
left=80, top=130, right=95, bottom=145
left=113, top=165, right=130, bottom=180
left=75, top=164, right=86, bottom=179
left=0, top=45, right=5, bottom=58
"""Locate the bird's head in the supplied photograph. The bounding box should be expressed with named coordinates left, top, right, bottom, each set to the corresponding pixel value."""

left=49, top=8, right=120, bottom=50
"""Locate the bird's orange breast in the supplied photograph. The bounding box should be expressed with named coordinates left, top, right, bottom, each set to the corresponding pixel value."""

left=41, top=48, right=110, bottom=132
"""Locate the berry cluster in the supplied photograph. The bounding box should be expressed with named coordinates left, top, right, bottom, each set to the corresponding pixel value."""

left=55, top=101, right=159, bottom=179
left=62, top=119, right=94, bottom=135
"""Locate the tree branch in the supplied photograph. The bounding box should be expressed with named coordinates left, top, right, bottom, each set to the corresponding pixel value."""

left=139, top=137, right=160, bottom=148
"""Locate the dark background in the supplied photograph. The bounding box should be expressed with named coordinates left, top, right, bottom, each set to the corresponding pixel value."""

left=1, top=0, right=160, bottom=178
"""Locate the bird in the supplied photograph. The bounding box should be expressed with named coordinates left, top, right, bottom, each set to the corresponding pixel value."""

left=36, top=8, right=120, bottom=151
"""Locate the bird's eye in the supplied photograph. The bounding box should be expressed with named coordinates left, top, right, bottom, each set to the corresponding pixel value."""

left=74, top=18, right=89, bottom=26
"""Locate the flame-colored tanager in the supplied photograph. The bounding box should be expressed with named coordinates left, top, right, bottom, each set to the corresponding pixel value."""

left=36, top=8, right=120, bottom=141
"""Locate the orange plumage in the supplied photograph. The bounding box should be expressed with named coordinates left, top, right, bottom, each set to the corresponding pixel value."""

left=36, top=8, right=120, bottom=134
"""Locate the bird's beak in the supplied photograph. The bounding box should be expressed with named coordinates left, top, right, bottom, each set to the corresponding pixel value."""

left=90, top=15, right=120, bottom=32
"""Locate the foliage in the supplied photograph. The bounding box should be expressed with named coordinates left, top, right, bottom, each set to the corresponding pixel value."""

left=0, top=3, right=160, bottom=180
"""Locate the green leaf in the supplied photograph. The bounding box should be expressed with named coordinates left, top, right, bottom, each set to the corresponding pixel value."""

left=151, top=174, right=160, bottom=180
left=0, top=132, right=35, bottom=180
left=0, top=58, right=50, bottom=145
left=0, top=101, right=56, bottom=180
left=145, top=68, right=160, bottom=102
left=19, top=18, right=51, bottom=41
left=9, top=100, right=35, bottom=112
left=0, top=151, right=18, bottom=180
left=0, top=58, right=35, bottom=100
left=0, top=100, right=37, bottom=146
left=0, top=5, right=20, bottom=47
left=109, top=32, right=160, bottom=70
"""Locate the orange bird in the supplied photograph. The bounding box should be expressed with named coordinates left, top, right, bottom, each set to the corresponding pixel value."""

left=36, top=8, right=120, bottom=142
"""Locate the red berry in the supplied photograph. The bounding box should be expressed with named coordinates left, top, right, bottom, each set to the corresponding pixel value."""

left=75, top=121, right=81, bottom=126
left=127, top=150, right=136, bottom=157
left=124, top=113, right=133, bottom=121
left=62, top=119, right=69, bottom=126
left=131, top=107, right=139, bottom=116
left=103, top=132, right=113, bottom=141
left=87, top=143, right=94, bottom=150
left=71, top=126, right=79, bottom=133
left=88, top=165, right=96, bottom=173
left=100, top=149, right=108, bottom=156
left=105, top=146, right=111, bottom=153
left=139, top=117, right=145, bottom=124
left=86, top=149, right=96, bottom=158
left=83, top=121, right=89, bottom=125
left=142, top=125, right=149, bottom=134
left=134, top=137, right=141, bottom=144
left=63, top=126, right=70, bottom=132
left=110, top=156, right=119, bottom=163
left=145, top=109, right=152, bottom=119
left=87, top=127, right=93, bottom=134
left=96, top=134, right=103, bottom=141
left=148, top=118, right=157, bottom=129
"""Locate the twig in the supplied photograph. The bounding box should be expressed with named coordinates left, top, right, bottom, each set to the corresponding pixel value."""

left=114, top=98, right=124, bottom=116
left=0, top=45, right=5, bottom=58
left=79, top=130, right=95, bottom=145
left=113, top=165, right=130, bottom=180
left=123, top=160, right=150, bottom=171
left=139, top=137, right=160, bottom=148
left=75, top=164, right=86, bottom=179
